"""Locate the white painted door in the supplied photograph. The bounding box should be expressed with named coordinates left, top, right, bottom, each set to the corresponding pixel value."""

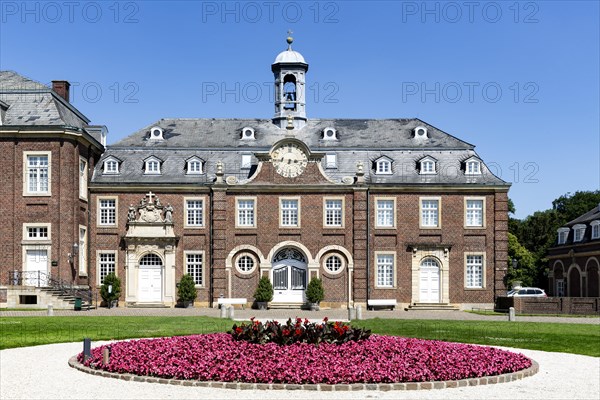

left=138, top=268, right=162, bottom=302
left=272, top=261, right=306, bottom=303
left=25, top=250, right=48, bottom=287
left=419, top=259, right=440, bottom=303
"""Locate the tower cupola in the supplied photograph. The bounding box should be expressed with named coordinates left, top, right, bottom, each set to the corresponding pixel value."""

left=272, top=33, right=309, bottom=130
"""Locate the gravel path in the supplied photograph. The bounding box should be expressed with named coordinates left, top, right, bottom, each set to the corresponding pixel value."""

left=1, top=341, right=598, bottom=399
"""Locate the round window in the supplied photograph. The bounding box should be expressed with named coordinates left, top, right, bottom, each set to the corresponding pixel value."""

left=325, top=255, right=343, bottom=274
left=236, top=255, right=255, bottom=274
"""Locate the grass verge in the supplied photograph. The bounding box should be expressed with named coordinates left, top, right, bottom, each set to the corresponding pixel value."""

left=0, top=316, right=598, bottom=356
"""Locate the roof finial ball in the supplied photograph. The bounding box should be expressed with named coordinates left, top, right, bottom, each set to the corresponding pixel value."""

left=286, top=30, right=293, bottom=50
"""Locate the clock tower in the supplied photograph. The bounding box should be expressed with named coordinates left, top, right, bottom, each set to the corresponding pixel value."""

left=272, top=33, right=309, bottom=130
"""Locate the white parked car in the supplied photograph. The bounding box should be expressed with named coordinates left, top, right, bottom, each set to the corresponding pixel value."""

left=507, top=287, right=547, bottom=297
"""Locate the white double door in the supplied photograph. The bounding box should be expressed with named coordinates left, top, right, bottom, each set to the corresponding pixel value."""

left=272, top=260, right=307, bottom=303
left=419, top=264, right=440, bottom=303
left=138, top=267, right=162, bottom=302
left=24, top=249, right=48, bottom=287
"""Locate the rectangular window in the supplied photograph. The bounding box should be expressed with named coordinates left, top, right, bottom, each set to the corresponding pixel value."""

left=465, top=199, right=484, bottom=227
left=237, top=198, right=255, bottom=227
left=324, top=199, right=343, bottom=227
left=79, top=226, right=87, bottom=276
left=79, top=157, right=88, bottom=200
left=26, top=154, right=49, bottom=194
left=376, top=254, right=394, bottom=288
left=185, top=199, right=204, bottom=227
left=98, top=199, right=116, bottom=226
left=593, top=224, right=600, bottom=240
left=376, top=199, right=395, bottom=228
left=466, top=255, right=484, bottom=288
left=186, top=253, right=203, bottom=285
left=421, top=199, right=440, bottom=228
left=556, top=279, right=565, bottom=297
left=574, top=229, right=583, bottom=242
left=558, top=230, right=568, bottom=244
left=98, top=253, right=116, bottom=284
left=27, top=227, right=48, bottom=239
left=280, top=199, right=299, bottom=227
left=325, top=154, right=337, bottom=168
left=241, top=154, right=252, bottom=169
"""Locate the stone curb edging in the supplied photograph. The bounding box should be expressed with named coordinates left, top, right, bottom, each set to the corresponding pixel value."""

left=68, top=355, right=539, bottom=391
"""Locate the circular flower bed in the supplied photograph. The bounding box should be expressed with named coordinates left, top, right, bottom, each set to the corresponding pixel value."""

left=79, top=331, right=532, bottom=384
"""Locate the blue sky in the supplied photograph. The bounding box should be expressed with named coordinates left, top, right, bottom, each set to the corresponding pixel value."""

left=1, top=1, right=598, bottom=219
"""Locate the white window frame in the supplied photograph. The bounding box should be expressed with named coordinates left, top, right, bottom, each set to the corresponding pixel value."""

left=144, top=157, right=161, bottom=175
left=325, top=153, right=337, bottom=169
left=186, top=157, right=203, bottom=175
left=465, top=160, right=482, bottom=175
left=96, top=250, right=117, bottom=286
left=465, top=253, right=485, bottom=289
left=591, top=221, right=600, bottom=240
left=236, top=197, right=256, bottom=228
left=23, top=151, right=51, bottom=196
left=103, top=158, right=119, bottom=175
left=184, top=251, right=205, bottom=287
left=323, top=254, right=345, bottom=275
left=241, top=154, right=252, bottom=170
left=465, top=197, right=485, bottom=228
left=97, top=197, right=118, bottom=227
left=235, top=253, right=258, bottom=275
left=573, top=224, right=586, bottom=242
left=79, top=157, right=88, bottom=200
left=184, top=197, right=205, bottom=228
left=323, top=197, right=344, bottom=228
left=375, top=252, right=396, bottom=288
left=79, top=225, right=87, bottom=277
left=419, top=158, right=436, bottom=175
left=280, top=197, right=300, bottom=228
left=557, top=228, right=570, bottom=244
left=23, top=223, right=51, bottom=242
left=420, top=197, right=441, bottom=228
left=375, top=197, right=396, bottom=229
left=375, top=158, right=392, bottom=175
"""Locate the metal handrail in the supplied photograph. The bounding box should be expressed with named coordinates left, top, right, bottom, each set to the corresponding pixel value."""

left=7, top=270, right=92, bottom=308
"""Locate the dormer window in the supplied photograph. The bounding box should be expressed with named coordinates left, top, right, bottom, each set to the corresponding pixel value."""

left=573, top=224, right=586, bottom=242
left=326, top=153, right=337, bottom=169
left=375, top=157, right=393, bottom=175
left=414, top=126, right=428, bottom=138
left=149, top=126, right=164, bottom=141
left=591, top=221, right=600, bottom=240
left=557, top=227, right=569, bottom=244
left=186, top=156, right=203, bottom=174
left=419, top=156, right=437, bottom=175
left=323, top=127, right=338, bottom=140
left=144, top=156, right=161, bottom=175
left=241, top=154, right=252, bottom=169
left=103, top=157, right=120, bottom=175
left=464, top=157, right=482, bottom=175
left=241, top=127, right=255, bottom=140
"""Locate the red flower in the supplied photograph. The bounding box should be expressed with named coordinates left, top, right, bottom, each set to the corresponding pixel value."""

left=295, top=329, right=302, bottom=336
left=235, top=327, right=242, bottom=334
left=282, top=329, right=290, bottom=336
left=323, top=317, right=329, bottom=322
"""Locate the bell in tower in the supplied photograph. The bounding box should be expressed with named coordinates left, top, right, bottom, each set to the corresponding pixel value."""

left=272, top=33, right=309, bottom=130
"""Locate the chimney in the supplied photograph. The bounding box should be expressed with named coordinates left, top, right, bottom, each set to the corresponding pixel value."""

left=52, top=80, right=70, bottom=102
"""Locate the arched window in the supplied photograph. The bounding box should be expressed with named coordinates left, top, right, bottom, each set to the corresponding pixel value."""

left=139, top=253, right=162, bottom=266
left=283, top=74, right=297, bottom=110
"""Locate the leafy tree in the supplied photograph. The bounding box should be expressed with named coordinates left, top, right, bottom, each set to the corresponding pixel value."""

left=506, top=233, right=537, bottom=287
left=552, top=191, right=600, bottom=222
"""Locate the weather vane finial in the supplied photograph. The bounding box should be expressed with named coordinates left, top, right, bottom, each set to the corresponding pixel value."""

left=286, top=30, right=294, bottom=50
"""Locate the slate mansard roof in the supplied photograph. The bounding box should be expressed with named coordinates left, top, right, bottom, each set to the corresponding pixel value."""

left=92, top=118, right=509, bottom=187
left=0, top=71, right=104, bottom=146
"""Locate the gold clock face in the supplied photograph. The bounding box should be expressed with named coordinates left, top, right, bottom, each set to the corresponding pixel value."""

left=271, top=142, right=308, bottom=178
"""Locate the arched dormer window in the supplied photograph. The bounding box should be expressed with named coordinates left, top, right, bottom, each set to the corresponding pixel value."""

left=186, top=156, right=203, bottom=174
left=464, top=157, right=482, bottom=175
left=322, top=127, right=338, bottom=140
left=283, top=74, right=297, bottom=111
left=419, top=156, right=437, bottom=175
left=557, top=227, right=569, bottom=244
left=414, top=126, right=428, bottom=138
left=374, top=156, right=393, bottom=175
left=102, top=156, right=120, bottom=175
left=591, top=221, right=600, bottom=240
left=144, top=156, right=161, bottom=175
left=241, top=127, right=255, bottom=140
left=149, top=126, right=164, bottom=141
left=573, top=224, right=586, bottom=242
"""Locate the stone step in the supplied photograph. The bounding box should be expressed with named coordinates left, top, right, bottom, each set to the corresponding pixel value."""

left=268, top=302, right=306, bottom=309
left=127, top=303, right=170, bottom=308
left=406, top=303, right=460, bottom=311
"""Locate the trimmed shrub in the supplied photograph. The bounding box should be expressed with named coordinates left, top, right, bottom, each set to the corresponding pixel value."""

left=253, top=276, right=273, bottom=303
left=177, top=274, right=197, bottom=303
left=306, top=277, right=324, bottom=304
left=100, top=273, right=121, bottom=305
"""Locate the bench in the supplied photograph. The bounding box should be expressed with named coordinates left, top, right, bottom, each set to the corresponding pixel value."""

left=367, top=299, right=397, bottom=310
left=217, top=298, right=247, bottom=309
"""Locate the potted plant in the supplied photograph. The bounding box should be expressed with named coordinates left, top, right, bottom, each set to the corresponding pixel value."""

left=253, top=276, right=273, bottom=310
left=177, top=274, right=197, bottom=308
left=306, top=277, right=324, bottom=311
left=100, top=273, right=121, bottom=308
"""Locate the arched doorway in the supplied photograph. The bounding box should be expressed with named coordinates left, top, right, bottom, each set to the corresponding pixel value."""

left=587, top=259, right=599, bottom=297
left=272, top=248, right=307, bottom=304
left=568, top=266, right=581, bottom=297
left=420, top=257, right=441, bottom=303
left=138, top=253, right=163, bottom=303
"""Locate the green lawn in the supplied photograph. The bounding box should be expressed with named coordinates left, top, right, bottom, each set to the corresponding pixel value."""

left=0, top=316, right=598, bottom=357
